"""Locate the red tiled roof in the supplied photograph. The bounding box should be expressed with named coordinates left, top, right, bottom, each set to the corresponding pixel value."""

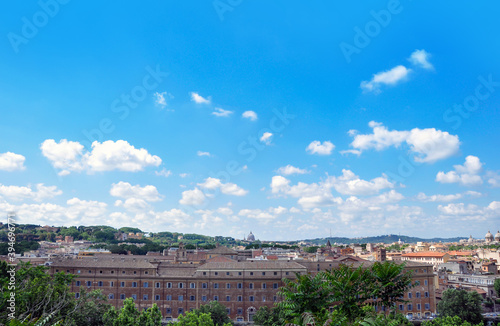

left=402, top=252, right=447, bottom=258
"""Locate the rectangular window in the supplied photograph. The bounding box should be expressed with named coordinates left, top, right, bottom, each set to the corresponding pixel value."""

left=143, top=294, right=148, bottom=300
left=424, top=280, right=428, bottom=286
left=110, top=281, right=114, bottom=287
left=262, top=283, right=267, bottom=289
left=132, top=294, right=137, bottom=300
left=273, top=283, right=279, bottom=289
left=166, top=308, right=172, bottom=314
left=132, top=282, right=137, bottom=288
left=202, top=283, right=208, bottom=289
left=416, top=292, right=420, bottom=298
left=178, top=308, right=184, bottom=315
left=408, top=304, right=413, bottom=311
left=237, top=296, right=242, bottom=302
left=155, top=295, right=160, bottom=301
left=262, top=272, right=265, bottom=276
left=178, top=295, right=183, bottom=302
left=226, top=295, right=230, bottom=302
left=249, top=283, right=254, bottom=289
left=166, top=295, right=172, bottom=301
left=237, top=283, right=242, bottom=289
left=408, top=292, right=412, bottom=298
left=226, top=283, right=231, bottom=289
left=76, top=281, right=81, bottom=286
left=86, top=281, right=92, bottom=287
left=120, top=282, right=125, bottom=287
left=214, top=296, right=218, bottom=301
left=417, top=304, right=421, bottom=310
left=202, top=295, right=207, bottom=302
left=75, top=292, right=80, bottom=299
left=155, top=282, right=160, bottom=288
left=167, top=282, right=172, bottom=288
left=399, top=304, right=404, bottom=311
left=249, top=296, right=254, bottom=302
left=237, top=308, right=243, bottom=315
left=178, top=283, right=184, bottom=289
left=262, top=296, right=266, bottom=302
left=190, top=295, right=195, bottom=301
left=190, top=283, right=196, bottom=289
left=250, top=272, right=254, bottom=275
left=226, top=308, right=231, bottom=315
left=144, top=282, right=149, bottom=288
left=425, top=303, right=430, bottom=310
left=214, top=283, right=219, bottom=289
left=98, top=281, right=103, bottom=287
left=120, top=294, right=125, bottom=300
left=425, top=292, right=429, bottom=298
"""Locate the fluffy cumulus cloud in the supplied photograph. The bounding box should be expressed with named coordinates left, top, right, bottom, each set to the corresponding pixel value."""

left=361, top=65, right=411, bottom=93
left=436, top=155, right=483, bottom=186
left=271, top=169, right=395, bottom=209
left=197, top=151, right=211, bottom=157
left=0, top=183, right=62, bottom=202
left=306, top=141, right=335, bottom=155
left=110, top=182, right=162, bottom=202
left=41, top=139, right=161, bottom=175
left=348, top=121, right=460, bottom=163
left=212, top=108, right=233, bottom=117
left=438, top=201, right=500, bottom=220
left=242, top=110, right=258, bottom=121
left=276, top=165, right=310, bottom=176
left=179, top=188, right=206, bottom=206
left=155, top=168, right=172, bottom=177
left=487, top=171, right=500, bottom=187
left=0, top=152, right=26, bottom=171
left=260, top=132, right=273, bottom=145
left=408, top=49, right=433, bottom=70
left=190, top=92, right=211, bottom=104
left=238, top=206, right=288, bottom=224
left=198, top=177, right=248, bottom=196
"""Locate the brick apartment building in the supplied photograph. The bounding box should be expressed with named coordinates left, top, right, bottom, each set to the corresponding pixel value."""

left=49, top=249, right=437, bottom=321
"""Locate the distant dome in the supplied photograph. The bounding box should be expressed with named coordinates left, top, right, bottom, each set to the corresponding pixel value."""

left=468, top=235, right=474, bottom=243
left=247, top=231, right=255, bottom=242
left=486, top=230, right=494, bottom=242
left=495, top=231, right=500, bottom=241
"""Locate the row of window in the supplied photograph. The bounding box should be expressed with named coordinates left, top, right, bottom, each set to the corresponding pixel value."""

left=407, top=291, right=430, bottom=299
left=76, top=293, right=278, bottom=303
left=75, top=281, right=280, bottom=289
left=58, top=269, right=150, bottom=275
left=61, top=269, right=291, bottom=277
left=398, top=303, right=431, bottom=311
left=201, top=271, right=289, bottom=276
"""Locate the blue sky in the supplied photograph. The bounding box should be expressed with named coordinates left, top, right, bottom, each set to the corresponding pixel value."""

left=0, top=1, right=499, bottom=240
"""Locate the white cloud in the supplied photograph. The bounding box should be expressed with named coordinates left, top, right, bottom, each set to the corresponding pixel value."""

left=0, top=152, right=26, bottom=171
left=408, top=49, right=433, bottom=70
left=197, top=151, right=211, bottom=157
left=436, top=156, right=483, bottom=186
left=260, top=132, right=273, bottom=145
left=348, top=121, right=460, bottom=163
left=212, top=108, right=233, bottom=117
left=276, top=165, right=310, bottom=176
left=179, top=173, right=189, bottom=178
left=115, top=198, right=150, bottom=211
left=238, top=206, right=287, bottom=224
left=41, top=139, right=162, bottom=175
left=417, top=192, right=462, bottom=203
left=154, top=91, right=172, bottom=108
left=0, top=183, right=62, bottom=202
left=110, top=181, right=162, bottom=202
left=40, top=139, right=85, bottom=175
left=217, top=206, right=234, bottom=216
left=190, top=92, right=211, bottom=104
left=306, top=141, right=335, bottom=155
left=179, top=187, right=206, bottom=206
left=155, top=168, right=172, bottom=177
left=361, top=65, right=411, bottom=93
left=198, top=177, right=248, bottom=196
left=331, top=169, right=395, bottom=196
left=242, top=110, right=258, bottom=121
left=487, top=171, right=500, bottom=187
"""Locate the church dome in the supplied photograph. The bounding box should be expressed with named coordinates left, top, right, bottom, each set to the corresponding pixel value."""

left=495, top=231, right=500, bottom=241
left=247, top=231, right=255, bottom=242
left=486, top=230, right=494, bottom=241
left=468, top=235, right=474, bottom=243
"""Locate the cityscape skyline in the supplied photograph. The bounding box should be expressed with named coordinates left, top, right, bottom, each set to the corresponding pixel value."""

left=0, top=2, right=499, bottom=241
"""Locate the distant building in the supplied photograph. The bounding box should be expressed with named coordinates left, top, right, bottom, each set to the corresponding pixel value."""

left=401, top=252, right=450, bottom=269
left=374, top=248, right=386, bottom=262
left=247, top=231, right=255, bottom=242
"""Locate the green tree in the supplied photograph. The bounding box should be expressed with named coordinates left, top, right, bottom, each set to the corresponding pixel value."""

left=370, top=261, right=414, bottom=309
left=277, top=272, right=331, bottom=322
left=494, top=278, right=500, bottom=297
left=437, top=289, right=483, bottom=324
left=197, top=301, right=233, bottom=326
left=422, top=315, right=484, bottom=326
left=174, top=311, right=215, bottom=326
left=253, top=306, right=287, bottom=326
